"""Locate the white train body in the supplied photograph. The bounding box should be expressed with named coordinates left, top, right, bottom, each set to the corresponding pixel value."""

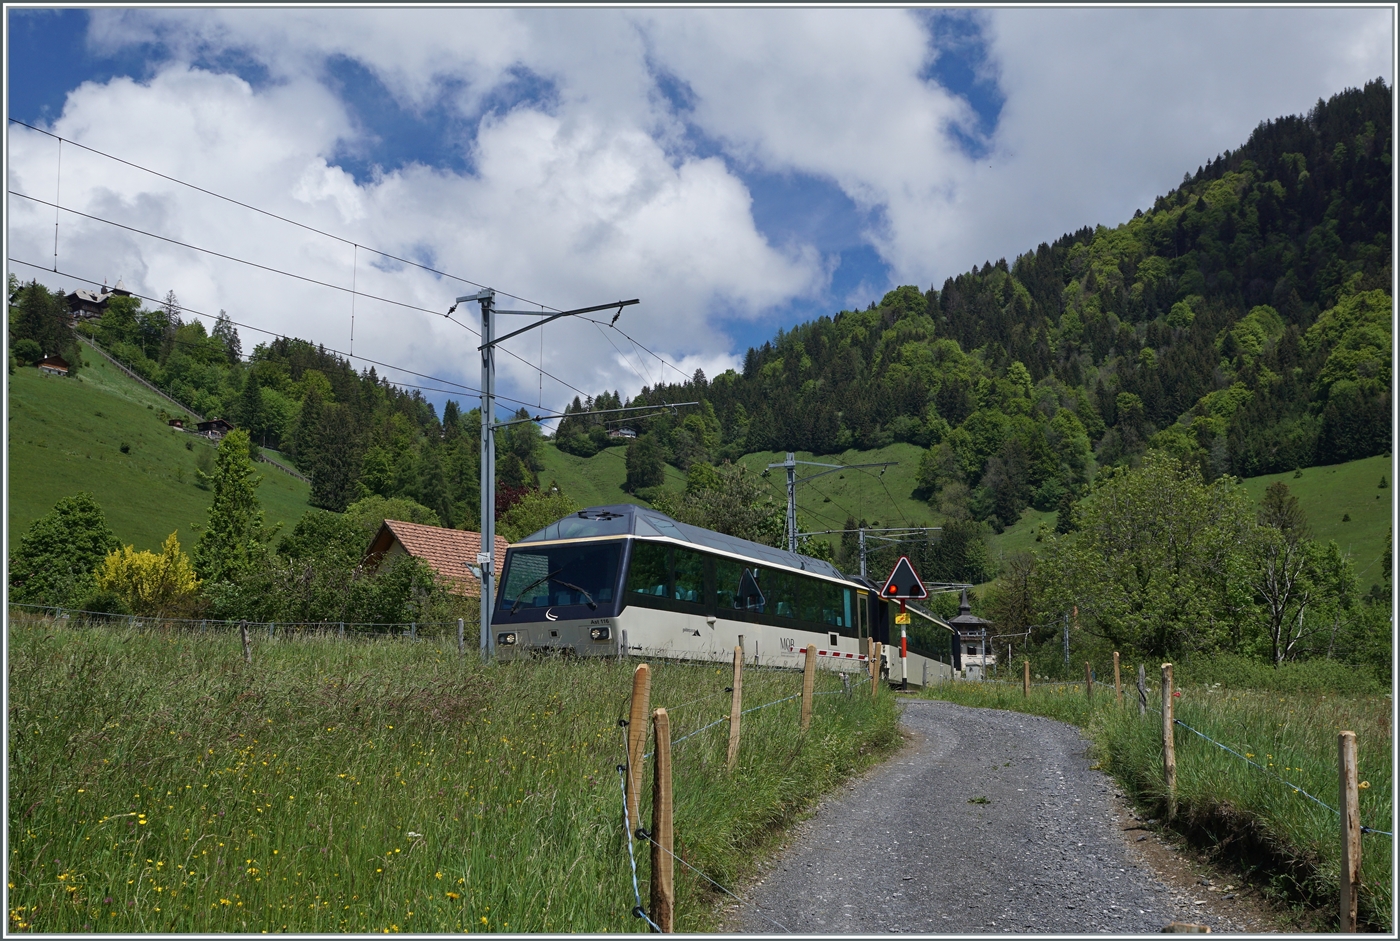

left=490, top=505, right=956, bottom=687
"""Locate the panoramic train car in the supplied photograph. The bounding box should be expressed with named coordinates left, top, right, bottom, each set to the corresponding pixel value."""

left=490, top=504, right=955, bottom=686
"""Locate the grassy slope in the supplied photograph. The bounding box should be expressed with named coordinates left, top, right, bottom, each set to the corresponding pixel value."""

left=7, top=352, right=312, bottom=553
left=540, top=442, right=1393, bottom=583
left=536, top=443, right=687, bottom=508
left=1238, top=455, right=1393, bottom=587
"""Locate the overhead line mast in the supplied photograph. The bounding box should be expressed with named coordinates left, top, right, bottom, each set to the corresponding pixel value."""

left=765, top=453, right=899, bottom=554
left=456, top=290, right=642, bottom=661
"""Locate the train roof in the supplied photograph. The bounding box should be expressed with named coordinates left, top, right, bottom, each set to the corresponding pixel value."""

left=516, top=504, right=850, bottom=581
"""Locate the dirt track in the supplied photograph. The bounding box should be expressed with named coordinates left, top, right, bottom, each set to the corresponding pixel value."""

left=724, top=698, right=1276, bottom=934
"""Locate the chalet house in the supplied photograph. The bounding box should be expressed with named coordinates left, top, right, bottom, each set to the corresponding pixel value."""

left=364, top=519, right=510, bottom=599
left=65, top=287, right=111, bottom=320
left=195, top=418, right=235, bottom=440
left=64, top=280, right=130, bottom=321
left=608, top=428, right=638, bottom=439
left=168, top=419, right=185, bottom=429
left=36, top=354, right=70, bottom=376
left=948, top=588, right=994, bottom=678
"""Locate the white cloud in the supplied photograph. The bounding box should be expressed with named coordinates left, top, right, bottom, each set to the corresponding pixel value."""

left=9, top=7, right=1392, bottom=415
left=7, top=49, right=817, bottom=410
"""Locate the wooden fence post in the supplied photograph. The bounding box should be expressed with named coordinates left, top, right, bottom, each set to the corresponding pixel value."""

left=871, top=642, right=882, bottom=698
left=1085, top=662, right=1093, bottom=701
left=726, top=646, right=743, bottom=772
left=625, top=663, right=652, bottom=838
left=1137, top=664, right=1147, bottom=716
left=1162, top=663, right=1176, bottom=822
left=1338, top=730, right=1361, bottom=933
left=1113, top=651, right=1122, bottom=706
left=457, top=618, right=465, bottom=655
left=240, top=620, right=251, bottom=664
left=800, top=645, right=817, bottom=731
left=339, top=621, right=345, bottom=639
left=650, top=707, right=674, bottom=933
left=1023, top=660, right=1030, bottom=697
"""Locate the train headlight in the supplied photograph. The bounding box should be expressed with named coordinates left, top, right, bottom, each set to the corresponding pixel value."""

left=589, top=626, right=611, bottom=642
left=497, top=632, right=517, bottom=646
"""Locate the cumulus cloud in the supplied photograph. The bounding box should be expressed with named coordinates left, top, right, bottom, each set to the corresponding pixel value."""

left=8, top=7, right=1391, bottom=416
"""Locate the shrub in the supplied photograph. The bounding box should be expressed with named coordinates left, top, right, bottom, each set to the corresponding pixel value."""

left=95, top=532, right=202, bottom=617
left=8, top=492, right=119, bottom=607
left=11, top=338, right=42, bottom=365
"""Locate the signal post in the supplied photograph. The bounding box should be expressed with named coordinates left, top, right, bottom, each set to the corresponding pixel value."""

left=881, top=556, right=928, bottom=690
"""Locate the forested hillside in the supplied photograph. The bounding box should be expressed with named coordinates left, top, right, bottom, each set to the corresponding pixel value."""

left=8, top=81, right=1389, bottom=543
left=604, top=79, right=1391, bottom=532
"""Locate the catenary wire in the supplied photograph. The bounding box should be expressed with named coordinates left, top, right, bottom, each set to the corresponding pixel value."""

left=10, top=189, right=450, bottom=320
left=4, top=118, right=579, bottom=308
left=14, top=189, right=607, bottom=409
left=9, top=256, right=564, bottom=414
left=583, top=316, right=693, bottom=384
left=589, top=319, right=655, bottom=389
left=10, top=120, right=704, bottom=421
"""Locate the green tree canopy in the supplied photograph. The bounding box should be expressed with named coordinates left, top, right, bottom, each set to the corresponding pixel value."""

left=343, top=494, right=441, bottom=537
left=1033, top=453, right=1255, bottom=658
left=8, top=492, right=119, bottom=607
left=497, top=486, right=583, bottom=543
left=193, top=429, right=274, bottom=585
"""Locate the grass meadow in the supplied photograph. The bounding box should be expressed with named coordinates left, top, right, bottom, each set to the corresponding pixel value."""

left=8, top=348, right=312, bottom=552
left=6, top=613, right=899, bottom=933
left=923, top=670, right=1393, bottom=931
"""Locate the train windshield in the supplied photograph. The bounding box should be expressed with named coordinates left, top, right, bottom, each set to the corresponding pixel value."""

left=498, top=542, right=623, bottom=613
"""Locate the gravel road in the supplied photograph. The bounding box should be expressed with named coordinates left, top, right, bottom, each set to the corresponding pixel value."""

left=726, top=698, right=1263, bottom=934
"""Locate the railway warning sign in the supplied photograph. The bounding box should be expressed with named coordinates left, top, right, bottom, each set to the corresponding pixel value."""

left=881, top=556, right=927, bottom=600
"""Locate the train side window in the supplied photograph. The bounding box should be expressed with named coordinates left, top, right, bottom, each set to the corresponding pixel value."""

left=798, top=575, right=823, bottom=623
left=626, top=542, right=670, bottom=597
left=714, top=557, right=742, bottom=609
left=672, top=548, right=706, bottom=605
left=768, top=568, right=798, bottom=619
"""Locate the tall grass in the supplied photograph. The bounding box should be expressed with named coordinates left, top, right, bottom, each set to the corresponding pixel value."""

left=924, top=676, right=1393, bottom=931
left=7, top=614, right=898, bottom=933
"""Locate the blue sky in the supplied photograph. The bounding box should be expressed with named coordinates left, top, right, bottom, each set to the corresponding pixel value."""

left=6, top=7, right=1391, bottom=412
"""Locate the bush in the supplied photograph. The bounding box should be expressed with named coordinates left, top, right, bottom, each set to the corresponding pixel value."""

left=11, top=338, right=42, bottom=365
left=95, top=532, right=202, bottom=617
left=8, top=492, right=119, bottom=607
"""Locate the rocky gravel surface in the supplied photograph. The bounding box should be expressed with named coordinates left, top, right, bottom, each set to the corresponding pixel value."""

left=726, top=698, right=1269, bottom=934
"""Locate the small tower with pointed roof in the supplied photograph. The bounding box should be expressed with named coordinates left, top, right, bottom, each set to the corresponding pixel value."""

left=947, top=588, right=993, bottom=677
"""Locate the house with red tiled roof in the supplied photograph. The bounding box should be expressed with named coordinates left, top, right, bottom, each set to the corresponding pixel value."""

left=364, top=519, right=509, bottom=598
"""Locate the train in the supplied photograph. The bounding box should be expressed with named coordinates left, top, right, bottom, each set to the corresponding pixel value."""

left=490, top=503, right=958, bottom=687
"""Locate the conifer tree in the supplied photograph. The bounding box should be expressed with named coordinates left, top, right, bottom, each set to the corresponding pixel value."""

left=194, top=430, right=272, bottom=584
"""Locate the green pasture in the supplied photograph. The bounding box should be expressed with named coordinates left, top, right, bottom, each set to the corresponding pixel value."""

left=1239, top=456, right=1393, bottom=588
left=6, top=614, right=898, bottom=933
left=7, top=350, right=313, bottom=553
left=536, top=443, right=686, bottom=509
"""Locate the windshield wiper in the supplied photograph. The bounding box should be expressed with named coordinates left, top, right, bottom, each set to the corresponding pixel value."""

left=510, top=569, right=561, bottom=614
left=551, top=578, right=598, bottom=610
left=508, top=571, right=598, bottom=613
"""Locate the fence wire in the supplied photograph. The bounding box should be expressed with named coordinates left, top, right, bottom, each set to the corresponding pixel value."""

left=1173, top=718, right=1393, bottom=837
left=638, top=831, right=790, bottom=934
left=615, top=763, right=662, bottom=933
left=9, top=603, right=470, bottom=636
